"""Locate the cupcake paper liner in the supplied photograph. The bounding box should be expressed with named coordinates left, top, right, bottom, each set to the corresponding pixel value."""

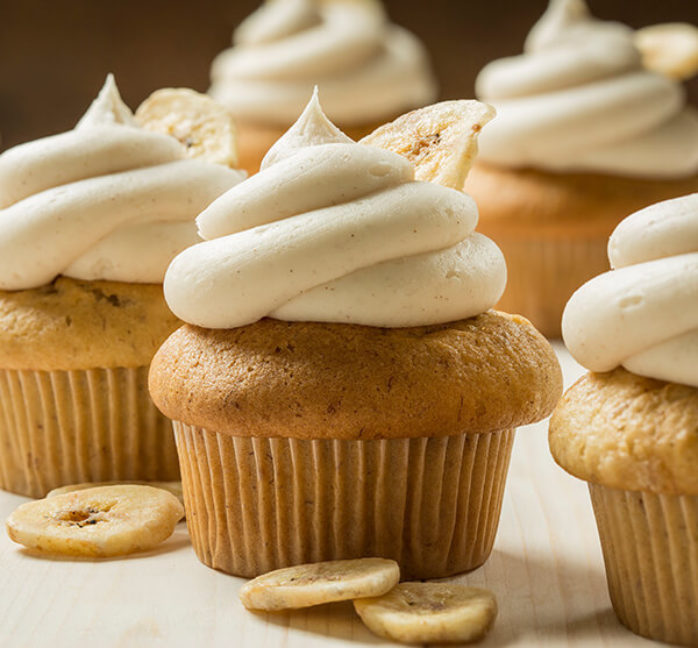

left=174, top=422, right=515, bottom=579
left=0, top=366, right=179, bottom=498
left=491, top=233, right=609, bottom=338
left=589, top=483, right=698, bottom=646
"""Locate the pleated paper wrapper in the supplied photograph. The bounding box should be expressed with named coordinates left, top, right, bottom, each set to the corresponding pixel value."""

left=0, top=366, right=180, bottom=498
left=589, top=483, right=698, bottom=646
left=175, top=422, right=515, bottom=579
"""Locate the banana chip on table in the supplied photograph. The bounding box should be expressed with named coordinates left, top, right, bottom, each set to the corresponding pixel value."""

left=239, top=558, right=400, bottom=611
left=354, top=582, right=497, bottom=645
left=135, top=88, right=238, bottom=168
left=360, top=100, right=495, bottom=191
left=47, top=480, right=184, bottom=515
left=6, top=485, right=184, bottom=558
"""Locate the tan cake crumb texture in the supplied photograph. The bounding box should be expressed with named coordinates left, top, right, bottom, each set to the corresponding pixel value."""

left=0, top=276, right=181, bottom=370
left=549, top=368, right=698, bottom=495
left=150, top=311, right=562, bottom=440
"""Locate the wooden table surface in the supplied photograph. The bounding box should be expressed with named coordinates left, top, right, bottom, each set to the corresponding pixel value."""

left=0, top=344, right=665, bottom=647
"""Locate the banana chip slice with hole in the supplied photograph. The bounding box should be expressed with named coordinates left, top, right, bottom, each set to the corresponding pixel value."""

left=6, top=485, right=184, bottom=558
left=135, top=88, right=238, bottom=168
left=360, top=100, right=495, bottom=191
left=239, top=558, right=400, bottom=611
left=353, top=582, right=497, bottom=645
left=47, top=480, right=184, bottom=516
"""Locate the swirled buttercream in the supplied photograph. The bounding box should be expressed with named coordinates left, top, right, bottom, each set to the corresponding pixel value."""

left=209, top=0, right=436, bottom=126
left=562, top=193, right=698, bottom=387
left=164, top=94, right=506, bottom=329
left=475, top=0, right=698, bottom=178
left=0, top=75, right=245, bottom=290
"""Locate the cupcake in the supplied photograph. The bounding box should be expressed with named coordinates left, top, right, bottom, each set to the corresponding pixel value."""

left=549, top=193, right=698, bottom=645
left=466, top=0, right=698, bottom=337
left=0, top=75, right=245, bottom=498
left=208, top=0, right=437, bottom=175
left=149, top=94, right=562, bottom=579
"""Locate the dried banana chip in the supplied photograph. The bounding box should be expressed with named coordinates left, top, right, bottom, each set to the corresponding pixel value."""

left=47, top=481, right=184, bottom=514
left=360, top=100, right=495, bottom=191
left=318, top=0, right=382, bottom=11
left=239, top=557, right=400, bottom=611
left=354, top=582, right=497, bottom=645
left=135, top=88, right=238, bottom=167
left=6, top=485, right=184, bottom=558
left=634, top=23, right=698, bottom=81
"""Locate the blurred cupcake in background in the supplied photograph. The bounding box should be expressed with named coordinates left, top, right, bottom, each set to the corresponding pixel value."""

left=209, top=0, right=437, bottom=174
left=466, top=0, right=698, bottom=337
left=0, top=75, right=245, bottom=497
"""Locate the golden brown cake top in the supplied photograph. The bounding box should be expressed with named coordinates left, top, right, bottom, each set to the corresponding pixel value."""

left=549, top=368, right=698, bottom=495
left=149, top=311, right=562, bottom=440
left=0, top=277, right=181, bottom=371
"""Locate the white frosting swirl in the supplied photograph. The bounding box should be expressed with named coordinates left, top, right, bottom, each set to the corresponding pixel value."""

left=0, top=75, right=245, bottom=290
left=164, top=93, right=506, bottom=329
left=209, top=0, right=436, bottom=125
left=562, top=193, right=698, bottom=387
left=475, top=0, right=698, bottom=178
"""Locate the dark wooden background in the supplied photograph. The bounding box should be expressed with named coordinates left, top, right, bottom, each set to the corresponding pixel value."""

left=1, top=0, right=696, bottom=150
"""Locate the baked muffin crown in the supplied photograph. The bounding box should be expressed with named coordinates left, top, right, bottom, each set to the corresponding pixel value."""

left=0, top=277, right=181, bottom=370
left=149, top=311, right=562, bottom=440
left=550, top=368, right=698, bottom=495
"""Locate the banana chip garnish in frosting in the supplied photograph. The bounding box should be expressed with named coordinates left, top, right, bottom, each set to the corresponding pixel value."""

left=164, top=92, right=506, bottom=329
